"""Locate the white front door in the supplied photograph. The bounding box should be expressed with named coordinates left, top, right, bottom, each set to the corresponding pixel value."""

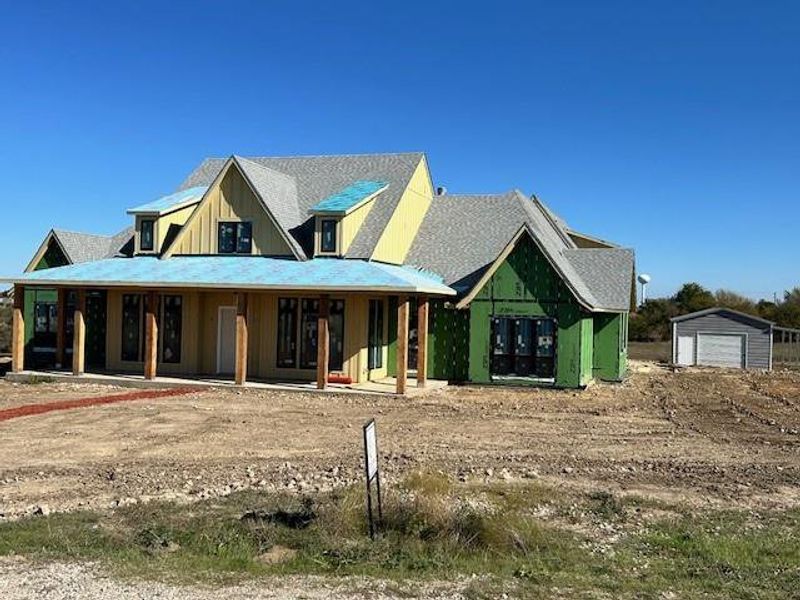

left=217, top=306, right=237, bottom=374
left=677, top=335, right=695, bottom=366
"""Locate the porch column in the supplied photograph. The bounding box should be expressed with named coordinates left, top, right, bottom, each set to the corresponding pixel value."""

left=235, top=292, right=249, bottom=386
left=316, top=294, right=330, bottom=390
left=396, top=295, right=409, bottom=395
left=144, top=291, right=158, bottom=380
left=55, top=288, right=66, bottom=369
left=11, top=285, right=24, bottom=373
left=416, top=295, right=429, bottom=388
left=72, top=289, right=86, bottom=376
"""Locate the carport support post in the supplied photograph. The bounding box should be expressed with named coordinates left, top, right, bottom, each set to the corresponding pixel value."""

left=416, top=295, right=429, bottom=388
left=144, top=291, right=158, bottom=380
left=396, top=296, right=409, bottom=395
left=72, top=289, right=86, bottom=376
left=316, top=294, right=330, bottom=390
left=235, top=292, right=248, bottom=386
left=56, top=288, right=67, bottom=368
left=11, top=285, right=24, bottom=373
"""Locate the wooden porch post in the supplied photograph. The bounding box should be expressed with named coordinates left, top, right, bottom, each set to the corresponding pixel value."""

left=72, top=289, right=86, bottom=376
left=416, top=295, right=429, bottom=388
left=11, top=285, right=24, bottom=373
left=317, top=294, right=330, bottom=389
left=235, top=292, right=249, bottom=385
left=396, top=296, right=409, bottom=395
left=144, top=291, right=158, bottom=380
left=55, top=288, right=66, bottom=369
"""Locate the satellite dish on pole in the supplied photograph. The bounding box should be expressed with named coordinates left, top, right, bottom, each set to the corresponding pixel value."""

left=637, top=274, right=651, bottom=306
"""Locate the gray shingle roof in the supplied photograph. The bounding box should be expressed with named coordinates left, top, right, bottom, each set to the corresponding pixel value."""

left=564, top=248, right=634, bottom=311
left=233, top=157, right=305, bottom=259
left=52, top=227, right=134, bottom=264
left=406, top=191, right=633, bottom=312
left=179, top=153, right=424, bottom=260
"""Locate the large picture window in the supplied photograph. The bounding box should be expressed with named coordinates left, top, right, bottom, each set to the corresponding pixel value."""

left=140, top=219, right=155, bottom=252
left=276, top=298, right=298, bottom=368
left=320, top=219, right=337, bottom=253
left=218, top=221, right=253, bottom=254
left=161, top=295, right=182, bottom=364
left=121, top=294, right=143, bottom=361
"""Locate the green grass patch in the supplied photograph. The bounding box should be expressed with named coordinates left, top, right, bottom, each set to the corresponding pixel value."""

left=0, top=475, right=797, bottom=598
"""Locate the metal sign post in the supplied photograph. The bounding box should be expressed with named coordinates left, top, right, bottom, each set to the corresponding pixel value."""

left=363, top=418, right=382, bottom=539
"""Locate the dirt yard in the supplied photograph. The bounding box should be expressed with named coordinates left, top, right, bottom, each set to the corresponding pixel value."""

left=0, top=362, right=798, bottom=520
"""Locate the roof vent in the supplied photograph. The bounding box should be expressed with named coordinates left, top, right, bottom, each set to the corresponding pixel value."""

left=436, top=186, right=447, bottom=196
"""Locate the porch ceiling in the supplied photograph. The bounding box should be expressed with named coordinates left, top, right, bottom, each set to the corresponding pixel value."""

left=2, top=256, right=455, bottom=296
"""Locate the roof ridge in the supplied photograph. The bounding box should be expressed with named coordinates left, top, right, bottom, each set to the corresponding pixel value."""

left=206, top=151, right=425, bottom=161
left=52, top=227, right=115, bottom=239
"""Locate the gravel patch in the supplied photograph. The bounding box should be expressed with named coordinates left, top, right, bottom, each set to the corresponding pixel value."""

left=0, top=557, right=467, bottom=600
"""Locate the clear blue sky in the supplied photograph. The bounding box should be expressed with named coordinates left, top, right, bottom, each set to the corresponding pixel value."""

left=1, top=1, right=797, bottom=299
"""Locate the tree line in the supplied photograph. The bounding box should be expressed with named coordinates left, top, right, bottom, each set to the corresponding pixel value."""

left=630, top=283, right=800, bottom=342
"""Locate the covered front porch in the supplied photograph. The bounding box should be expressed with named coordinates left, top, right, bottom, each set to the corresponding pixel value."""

left=4, top=368, right=448, bottom=397
left=7, top=259, right=452, bottom=395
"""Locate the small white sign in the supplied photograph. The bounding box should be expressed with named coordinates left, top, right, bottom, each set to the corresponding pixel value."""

left=364, top=420, right=378, bottom=480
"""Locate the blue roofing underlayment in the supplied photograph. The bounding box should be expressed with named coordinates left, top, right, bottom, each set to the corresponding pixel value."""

left=309, top=180, right=388, bottom=214
left=5, top=256, right=455, bottom=295
left=127, top=186, right=209, bottom=215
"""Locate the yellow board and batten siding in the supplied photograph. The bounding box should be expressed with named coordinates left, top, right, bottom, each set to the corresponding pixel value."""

left=166, top=166, right=294, bottom=257
left=105, top=290, right=383, bottom=383
left=370, top=157, right=433, bottom=264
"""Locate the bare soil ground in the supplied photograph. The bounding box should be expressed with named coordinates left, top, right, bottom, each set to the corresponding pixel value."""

left=1, top=362, right=798, bottom=519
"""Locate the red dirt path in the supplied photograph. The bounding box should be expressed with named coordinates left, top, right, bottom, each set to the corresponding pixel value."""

left=0, top=387, right=196, bottom=423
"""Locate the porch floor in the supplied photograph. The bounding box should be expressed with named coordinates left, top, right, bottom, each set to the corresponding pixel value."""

left=4, top=370, right=448, bottom=397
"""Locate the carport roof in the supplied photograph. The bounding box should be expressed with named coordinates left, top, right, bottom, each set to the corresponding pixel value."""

left=671, top=307, right=774, bottom=326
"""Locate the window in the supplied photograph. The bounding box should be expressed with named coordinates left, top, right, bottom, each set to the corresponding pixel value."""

left=218, top=221, right=253, bottom=254
left=278, top=297, right=345, bottom=370
left=620, top=313, right=629, bottom=352
left=34, top=302, right=57, bottom=335
left=329, top=300, right=345, bottom=371
left=368, top=299, right=384, bottom=369
left=121, top=294, right=143, bottom=361
left=299, top=298, right=319, bottom=369
left=276, top=298, right=298, bottom=368
left=320, top=219, right=337, bottom=253
left=140, top=219, right=155, bottom=252
left=161, top=295, right=182, bottom=364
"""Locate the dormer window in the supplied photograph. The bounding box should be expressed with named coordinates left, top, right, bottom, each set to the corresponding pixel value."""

left=218, top=221, right=253, bottom=254
left=320, top=219, right=338, bottom=254
left=140, top=219, right=155, bottom=252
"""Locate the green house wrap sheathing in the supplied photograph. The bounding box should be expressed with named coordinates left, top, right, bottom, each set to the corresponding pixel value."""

left=592, top=312, right=628, bottom=381
left=386, top=234, right=626, bottom=388
left=24, top=239, right=70, bottom=359
left=460, top=234, right=604, bottom=388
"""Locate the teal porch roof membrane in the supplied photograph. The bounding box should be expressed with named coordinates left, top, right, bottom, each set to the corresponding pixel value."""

left=3, top=256, right=455, bottom=296
left=127, top=186, right=208, bottom=216
left=309, top=180, right=388, bottom=215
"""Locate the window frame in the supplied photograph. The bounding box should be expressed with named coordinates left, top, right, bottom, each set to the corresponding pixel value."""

left=121, top=294, right=144, bottom=362
left=276, top=298, right=298, bottom=369
left=160, top=295, right=183, bottom=364
left=320, top=219, right=338, bottom=254
left=368, top=299, right=384, bottom=370
left=217, top=221, right=253, bottom=255
left=139, top=218, right=156, bottom=252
